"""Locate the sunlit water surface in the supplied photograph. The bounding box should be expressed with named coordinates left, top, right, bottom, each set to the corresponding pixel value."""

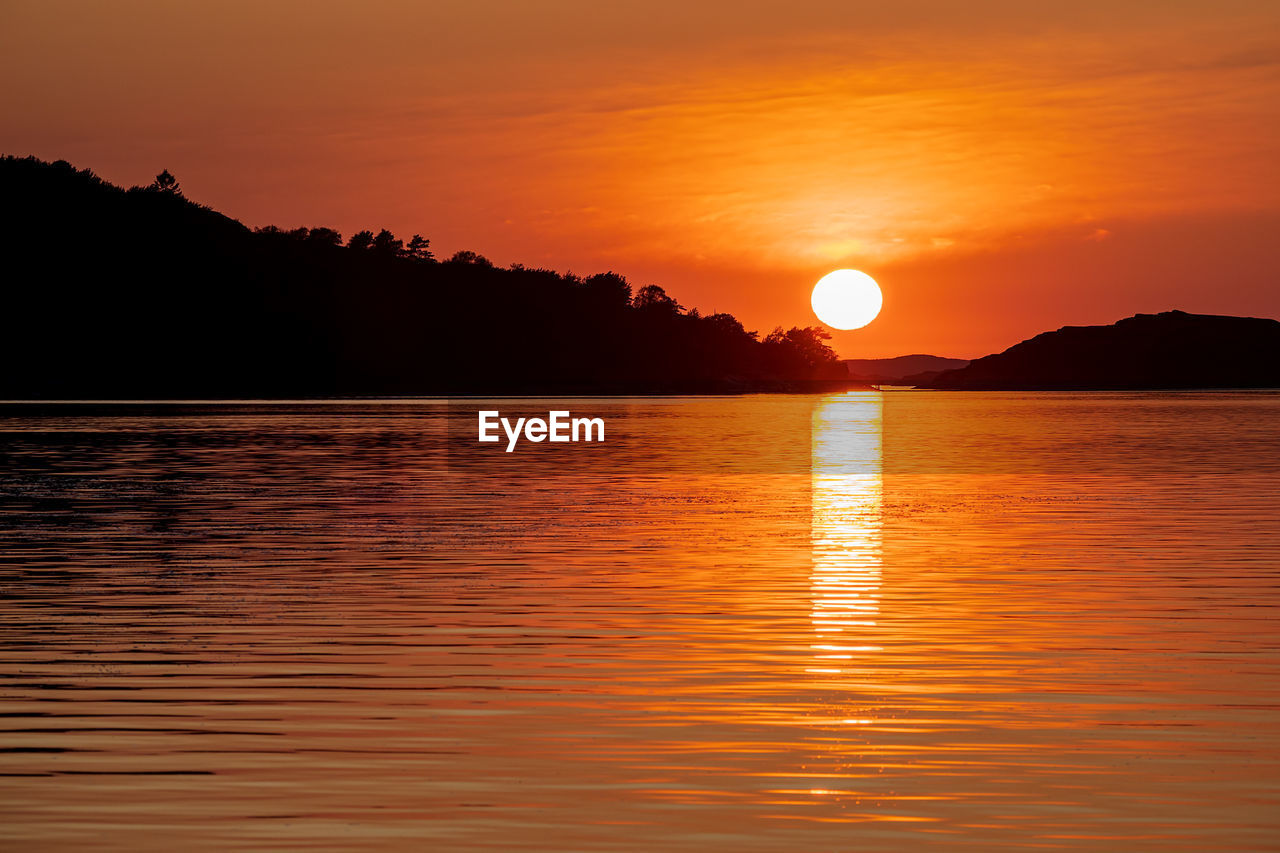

left=1, top=393, right=1278, bottom=850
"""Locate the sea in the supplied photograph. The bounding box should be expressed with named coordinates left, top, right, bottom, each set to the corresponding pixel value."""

left=2, top=392, right=1278, bottom=850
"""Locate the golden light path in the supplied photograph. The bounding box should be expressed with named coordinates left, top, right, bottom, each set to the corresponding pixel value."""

left=810, top=393, right=884, bottom=676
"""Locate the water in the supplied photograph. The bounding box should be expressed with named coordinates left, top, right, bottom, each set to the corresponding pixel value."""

left=2, top=393, right=1278, bottom=850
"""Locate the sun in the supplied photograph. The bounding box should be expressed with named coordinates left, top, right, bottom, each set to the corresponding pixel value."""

left=811, top=269, right=883, bottom=330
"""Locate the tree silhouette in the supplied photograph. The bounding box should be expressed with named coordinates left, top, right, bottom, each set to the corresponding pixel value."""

left=148, top=169, right=181, bottom=195
left=582, top=272, right=632, bottom=310
left=306, top=227, right=342, bottom=247
left=348, top=230, right=375, bottom=251
left=406, top=234, right=433, bottom=261
left=634, top=284, right=681, bottom=314
left=764, top=326, right=838, bottom=369
left=372, top=229, right=403, bottom=256
left=704, top=313, right=753, bottom=338
left=446, top=249, right=493, bottom=267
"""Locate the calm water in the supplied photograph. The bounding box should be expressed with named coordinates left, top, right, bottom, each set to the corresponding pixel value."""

left=1, top=393, right=1278, bottom=850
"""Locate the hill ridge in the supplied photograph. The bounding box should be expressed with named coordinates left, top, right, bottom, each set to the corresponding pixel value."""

left=927, top=310, right=1280, bottom=390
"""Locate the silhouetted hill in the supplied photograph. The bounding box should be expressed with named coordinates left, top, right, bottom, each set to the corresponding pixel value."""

left=842, top=354, right=968, bottom=384
left=0, top=156, right=852, bottom=397
left=927, top=311, right=1280, bottom=390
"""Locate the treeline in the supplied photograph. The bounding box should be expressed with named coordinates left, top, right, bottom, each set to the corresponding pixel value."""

left=0, top=155, right=846, bottom=396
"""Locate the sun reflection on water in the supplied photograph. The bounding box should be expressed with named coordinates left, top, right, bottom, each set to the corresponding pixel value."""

left=810, top=393, right=884, bottom=674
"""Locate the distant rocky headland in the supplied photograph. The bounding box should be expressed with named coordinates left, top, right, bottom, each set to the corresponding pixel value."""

left=842, top=354, right=969, bottom=386
left=925, top=311, right=1280, bottom=390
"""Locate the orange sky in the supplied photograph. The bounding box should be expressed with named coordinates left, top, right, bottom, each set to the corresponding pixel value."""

left=3, top=0, right=1277, bottom=357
